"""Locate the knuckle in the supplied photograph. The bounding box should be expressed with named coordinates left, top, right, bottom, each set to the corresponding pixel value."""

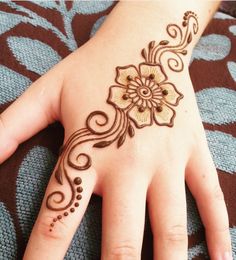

left=160, top=224, right=187, bottom=244
left=107, top=243, right=139, bottom=260
left=35, top=216, right=69, bottom=241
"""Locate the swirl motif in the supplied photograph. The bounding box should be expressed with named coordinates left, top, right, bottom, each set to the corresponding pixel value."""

left=46, top=11, right=199, bottom=231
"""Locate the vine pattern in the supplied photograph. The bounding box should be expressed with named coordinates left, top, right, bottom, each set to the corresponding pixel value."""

left=46, top=11, right=199, bottom=231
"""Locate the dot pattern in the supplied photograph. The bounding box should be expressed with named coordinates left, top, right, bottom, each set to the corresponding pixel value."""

left=49, top=177, right=83, bottom=232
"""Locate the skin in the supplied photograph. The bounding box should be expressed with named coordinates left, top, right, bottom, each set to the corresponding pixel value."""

left=0, top=1, right=232, bottom=259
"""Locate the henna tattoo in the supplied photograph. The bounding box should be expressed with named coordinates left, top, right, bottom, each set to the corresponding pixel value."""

left=46, top=11, right=198, bottom=231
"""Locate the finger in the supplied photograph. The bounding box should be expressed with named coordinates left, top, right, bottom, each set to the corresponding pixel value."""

left=23, top=163, right=97, bottom=259
left=186, top=141, right=232, bottom=259
left=148, top=168, right=188, bottom=260
left=101, top=170, right=148, bottom=259
left=0, top=67, right=63, bottom=163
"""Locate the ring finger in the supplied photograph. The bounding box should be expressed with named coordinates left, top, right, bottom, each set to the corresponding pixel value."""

left=148, top=166, right=187, bottom=260
left=101, top=169, right=148, bottom=259
left=186, top=141, right=232, bottom=259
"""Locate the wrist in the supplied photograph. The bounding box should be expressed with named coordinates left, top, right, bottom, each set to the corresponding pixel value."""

left=87, top=1, right=219, bottom=59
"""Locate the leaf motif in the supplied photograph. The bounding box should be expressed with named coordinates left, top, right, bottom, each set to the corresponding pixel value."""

left=128, top=124, right=135, bottom=137
left=7, top=36, right=61, bottom=75
left=0, top=11, right=23, bottom=35
left=0, top=65, right=32, bottom=105
left=227, top=61, right=236, bottom=81
left=0, top=202, right=17, bottom=259
left=93, top=140, right=112, bottom=148
left=191, top=34, right=231, bottom=63
left=141, top=48, right=147, bottom=60
left=117, top=132, right=126, bottom=148
left=206, top=130, right=236, bottom=174
left=187, top=32, right=192, bottom=43
left=4, top=1, right=77, bottom=51
left=73, top=1, right=114, bottom=15
left=196, top=87, right=236, bottom=125
left=28, top=1, right=58, bottom=9
left=55, top=167, right=63, bottom=185
left=148, top=40, right=155, bottom=49
left=16, top=146, right=56, bottom=241
left=159, top=40, right=169, bottom=45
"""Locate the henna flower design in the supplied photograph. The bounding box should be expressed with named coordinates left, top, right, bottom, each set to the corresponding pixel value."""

left=108, top=63, right=183, bottom=128
left=46, top=11, right=199, bottom=232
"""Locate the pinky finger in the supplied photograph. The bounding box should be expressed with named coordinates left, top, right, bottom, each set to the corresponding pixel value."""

left=186, top=142, right=232, bottom=260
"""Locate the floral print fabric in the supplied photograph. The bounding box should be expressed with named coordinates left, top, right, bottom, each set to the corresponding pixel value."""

left=0, top=1, right=235, bottom=259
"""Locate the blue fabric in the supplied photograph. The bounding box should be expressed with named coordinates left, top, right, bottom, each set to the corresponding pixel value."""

left=191, top=34, right=231, bottom=62
left=227, top=61, right=236, bottom=81
left=0, top=65, right=31, bottom=104
left=229, top=25, right=236, bottom=36
left=0, top=203, right=17, bottom=259
left=206, top=130, right=236, bottom=174
left=7, top=37, right=62, bottom=75
left=0, top=1, right=235, bottom=259
left=196, top=88, right=236, bottom=125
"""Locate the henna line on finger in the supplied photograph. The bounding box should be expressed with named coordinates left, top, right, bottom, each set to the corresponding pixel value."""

left=46, top=109, right=124, bottom=215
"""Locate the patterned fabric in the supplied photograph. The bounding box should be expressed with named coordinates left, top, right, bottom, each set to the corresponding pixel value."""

left=220, top=1, right=236, bottom=18
left=0, top=1, right=235, bottom=260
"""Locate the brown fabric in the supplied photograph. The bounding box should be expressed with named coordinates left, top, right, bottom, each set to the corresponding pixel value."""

left=220, top=1, right=236, bottom=18
left=0, top=1, right=235, bottom=259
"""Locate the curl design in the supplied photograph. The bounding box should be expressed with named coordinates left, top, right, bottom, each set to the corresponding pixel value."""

left=46, top=11, right=198, bottom=231
left=144, top=11, right=199, bottom=71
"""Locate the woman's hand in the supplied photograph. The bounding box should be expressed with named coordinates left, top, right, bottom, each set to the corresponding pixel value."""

left=0, top=1, right=232, bottom=259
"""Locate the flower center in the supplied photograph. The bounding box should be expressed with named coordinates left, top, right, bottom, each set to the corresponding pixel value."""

left=138, top=86, right=152, bottom=99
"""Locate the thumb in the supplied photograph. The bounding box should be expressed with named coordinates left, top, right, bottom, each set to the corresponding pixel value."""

left=0, top=66, right=63, bottom=164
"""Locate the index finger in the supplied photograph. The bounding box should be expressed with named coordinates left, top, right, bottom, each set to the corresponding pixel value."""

left=0, top=67, right=62, bottom=164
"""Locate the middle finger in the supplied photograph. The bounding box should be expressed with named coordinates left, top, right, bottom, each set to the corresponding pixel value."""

left=101, top=169, right=148, bottom=259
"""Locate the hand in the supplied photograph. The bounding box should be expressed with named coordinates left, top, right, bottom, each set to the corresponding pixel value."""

left=0, top=2, right=232, bottom=260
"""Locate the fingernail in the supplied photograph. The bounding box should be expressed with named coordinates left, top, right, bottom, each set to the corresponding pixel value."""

left=222, top=251, right=233, bottom=260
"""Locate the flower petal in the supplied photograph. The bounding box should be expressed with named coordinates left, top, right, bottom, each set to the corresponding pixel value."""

left=153, top=104, right=175, bottom=127
left=127, top=88, right=136, bottom=93
left=149, top=81, right=156, bottom=89
left=161, top=82, right=184, bottom=106
left=135, top=77, right=143, bottom=86
left=115, top=65, right=139, bottom=86
left=129, top=80, right=140, bottom=87
left=137, top=99, right=142, bottom=106
left=107, top=86, right=132, bottom=109
left=128, top=105, right=152, bottom=128
left=129, top=93, right=137, bottom=98
left=139, top=63, right=167, bottom=83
